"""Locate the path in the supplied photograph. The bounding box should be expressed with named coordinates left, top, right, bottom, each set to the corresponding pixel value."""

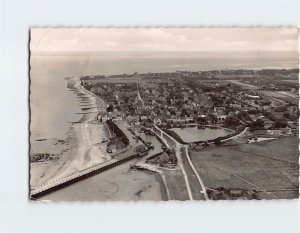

left=154, top=126, right=194, bottom=200
left=137, top=83, right=145, bottom=108
left=221, top=127, right=249, bottom=142
left=184, top=145, right=209, bottom=200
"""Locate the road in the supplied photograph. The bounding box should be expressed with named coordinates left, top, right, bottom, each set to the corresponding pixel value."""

left=183, top=145, right=208, bottom=200
left=153, top=126, right=209, bottom=200
left=137, top=83, right=145, bottom=108
left=221, top=127, right=249, bottom=142
left=149, top=126, right=251, bottom=200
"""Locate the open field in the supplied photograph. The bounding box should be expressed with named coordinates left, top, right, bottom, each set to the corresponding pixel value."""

left=190, top=136, right=299, bottom=199
left=181, top=148, right=206, bottom=200
left=257, top=91, right=299, bottom=105
left=163, top=168, right=190, bottom=200
left=279, top=91, right=298, bottom=98
left=260, top=91, right=299, bottom=100
left=280, top=80, right=299, bottom=84
left=228, top=80, right=260, bottom=89
left=260, top=91, right=291, bottom=98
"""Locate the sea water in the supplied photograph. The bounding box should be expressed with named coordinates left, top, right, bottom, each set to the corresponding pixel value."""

left=29, top=51, right=298, bottom=152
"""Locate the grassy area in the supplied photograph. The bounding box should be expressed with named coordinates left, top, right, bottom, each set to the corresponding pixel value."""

left=258, top=91, right=298, bottom=105
left=181, top=148, right=206, bottom=200
left=190, top=136, right=299, bottom=200
left=154, top=173, right=169, bottom=201
left=163, top=168, right=190, bottom=200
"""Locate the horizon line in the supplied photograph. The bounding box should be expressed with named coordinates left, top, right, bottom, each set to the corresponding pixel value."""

left=31, top=50, right=298, bottom=53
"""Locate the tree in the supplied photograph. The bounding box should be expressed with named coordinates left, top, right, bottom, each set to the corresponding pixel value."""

left=106, top=104, right=113, bottom=112
left=197, top=116, right=207, bottom=124
left=283, top=112, right=290, bottom=119
left=274, top=119, right=287, bottom=128
left=262, top=111, right=273, bottom=119
left=249, top=119, right=265, bottom=130
left=237, top=111, right=249, bottom=120
left=208, top=113, right=218, bottom=123
left=225, top=116, right=240, bottom=127
left=248, top=109, right=261, bottom=115
left=214, top=139, right=222, bottom=145
left=254, top=119, right=264, bottom=128
left=180, top=108, right=189, bottom=117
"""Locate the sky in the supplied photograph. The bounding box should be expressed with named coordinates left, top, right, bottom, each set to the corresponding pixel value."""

left=30, top=28, right=299, bottom=52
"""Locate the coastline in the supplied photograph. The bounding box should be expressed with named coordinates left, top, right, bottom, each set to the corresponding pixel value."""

left=31, top=77, right=165, bottom=201
left=30, top=78, right=109, bottom=189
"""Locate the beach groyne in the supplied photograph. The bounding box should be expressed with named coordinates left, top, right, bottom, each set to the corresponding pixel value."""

left=30, top=152, right=140, bottom=199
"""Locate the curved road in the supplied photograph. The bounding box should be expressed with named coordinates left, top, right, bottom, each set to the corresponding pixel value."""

left=154, top=126, right=208, bottom=200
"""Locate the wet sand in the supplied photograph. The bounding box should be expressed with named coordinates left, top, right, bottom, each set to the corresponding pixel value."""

left=30, top=78, right=109, bottom=189
left=31, top=78, right=164, bottom=201
left=38, top=159, right=163, bottom=202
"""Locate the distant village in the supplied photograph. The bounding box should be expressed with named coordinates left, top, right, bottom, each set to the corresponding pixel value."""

left=81, top=69, right=299, bottom=134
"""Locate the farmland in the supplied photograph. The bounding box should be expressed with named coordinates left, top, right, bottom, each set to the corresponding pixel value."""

left=189, top=136, right=299, bottom=199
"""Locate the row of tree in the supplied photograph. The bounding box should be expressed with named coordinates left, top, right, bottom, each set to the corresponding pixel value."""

left=106, top=120, right=129, bottom=145
left=162, top=128, right=187, bottom=144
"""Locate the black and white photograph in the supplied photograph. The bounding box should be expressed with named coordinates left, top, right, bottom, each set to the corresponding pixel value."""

left=2, top=0, right=300, bottom=232
left=29, top=28, right=299, bottom=201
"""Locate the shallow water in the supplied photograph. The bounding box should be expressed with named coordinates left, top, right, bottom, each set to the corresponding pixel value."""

left=30, top=54, right=89, bottom=144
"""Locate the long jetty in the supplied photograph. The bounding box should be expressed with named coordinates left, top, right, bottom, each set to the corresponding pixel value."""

left=30, top=153, right=139, bottom=199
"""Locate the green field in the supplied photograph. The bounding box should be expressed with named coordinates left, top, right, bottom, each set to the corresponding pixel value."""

left=190, top=136, right=299, bottom=199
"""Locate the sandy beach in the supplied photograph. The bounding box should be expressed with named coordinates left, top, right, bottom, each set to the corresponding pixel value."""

left=30, top=77, right=164, bottom=201
left=30, top=78, right=110, bottom=189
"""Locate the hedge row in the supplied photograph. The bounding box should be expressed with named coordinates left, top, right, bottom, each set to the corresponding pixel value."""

left=160, top=128, right=188, bottom=145
left=106, top=120, right=129, bottom=146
